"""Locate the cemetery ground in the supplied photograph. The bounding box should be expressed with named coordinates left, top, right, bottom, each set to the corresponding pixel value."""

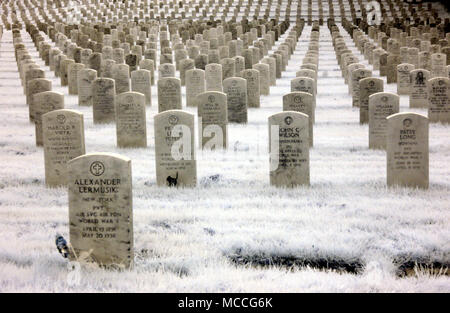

left=0, top=25, right=449, bottom=292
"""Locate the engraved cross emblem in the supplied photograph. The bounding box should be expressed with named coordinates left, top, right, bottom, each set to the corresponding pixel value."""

left=90, top=161, right=105, bottom=176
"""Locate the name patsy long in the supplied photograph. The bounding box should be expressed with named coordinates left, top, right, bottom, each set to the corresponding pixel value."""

left=75, top=179, right=121, bottom=193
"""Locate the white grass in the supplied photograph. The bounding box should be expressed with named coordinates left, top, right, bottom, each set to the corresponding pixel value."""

left=0, top=21, right=449, bottom=292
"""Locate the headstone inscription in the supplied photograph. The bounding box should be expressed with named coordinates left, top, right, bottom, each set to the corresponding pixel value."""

left=290, top=77, right=316, bottom=123
left=43, top=109, right=85, bottom=187
left=410, top=69, right=430, bottom=108
left=115, top=92, right=147, bottom=148
left=113, top=64, right=131, bottom=94
left=197, top=91, right=228, bottom=149
left=241, top=69, right=260, bottom=108
left=205, top=63, right=223, bottom=92
left=68, top=153, right=133, bottom=268
left=28, top=78, right=52, bottom=122
left=282, top=92, right=314, bottom=147
left=427, top=77, right=450, bottom=123
left=351, top=68, right=372, bottom=107
left=131, top=69, right=152, bottom=106
left=359, top=77, right=384, bottom=124
left=223, top=77, right=247, bottom=124
left=68, top=63, right=85, bottom=95
left=158, top=63, right=176, bottom=78
left=386, top=113, right=429, bottom=189
left=397, top=63, right=415, bottom=95
left=253, top=63, right=270, bottom=96
left=269, top=111, right=310, bottom=187
left=34, top=91, right=65, bottom=146
left=154, top=110, right=197, bottom=187
left=368, top=92, right=400, bottom=149
left=186, top=69, right=206, bottom=107
left=92, top=78, right=116, bottom=124
left=78, top=69, right=97, bottom=106
left=157, top=77, right=182, bottom=112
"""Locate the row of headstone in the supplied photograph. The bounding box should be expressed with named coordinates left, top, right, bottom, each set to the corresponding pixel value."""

left=344, top=18, right=450, bottom=124
left=6, top=0, right=442, bottom=271
left=11, top=23, right=88, bottom=189
left=27, top=14, right=296, bottom=185
left=43, top=0, right=437, bottom=268
left=64, top=104, right=430, bottom=269
left=330, top=22, right=430, bottom=190
left=51, top=1, right=296, bottom=268
left=330, top=23, right=382, bottom=125
left=286, top=26, right=320, bottom=147
left=35, top=5, right=291, bottom=127
left=20, top=13, right=296, bottom=165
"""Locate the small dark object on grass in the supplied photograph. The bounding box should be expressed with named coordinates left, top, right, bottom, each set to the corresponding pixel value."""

left=55, top=234, right=69, bottom=258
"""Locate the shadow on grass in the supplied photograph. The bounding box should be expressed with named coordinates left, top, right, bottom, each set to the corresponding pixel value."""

left=229, top=252, right=450, bottom=277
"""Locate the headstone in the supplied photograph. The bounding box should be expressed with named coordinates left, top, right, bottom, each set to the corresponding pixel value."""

left=351, top=68, right=372, bottom=107
left=160, top=53, right=173, bottom=65
left=427, top=77, right=450, bottom=123
left=34, top=91, right=65, bottom=146
left=368, top=92, right=400, bottom=149
left=269, top=111, right=310, bottom=187
left=81, top=49, right=92, bottom=66
left=125, top=54, right=138, bottom=73
left=55, top=55, right=67, bottom=79
left=139, top=59, right=154, bottom=85
left=68, top=63, right=85, bottom=95
left=407, top=48, right=419, bottom=68
left=220, top=58, right=236, bottom=80
left=78, top=69, right=97, bottom=106
left=101, top=59, right=116, bottom=79
left=241, top=69, right=260, bottom=108
left=419, top=51, right=431, bottom=70
left=197, top=91, right=228, bottom=149
left=179, top=58, right=195, bottom=86
left=158, top=63, right=176, bottom=78
left=115, top=92, right=147, bottom=147
left=208, top=49, right=220, bottom=64
left=253, top=63, right=270, bottom=96
left=68, top=153, right=133, bottom=268
left=157, top=77, right=182, bottom=112
left=386, top=54, right=401, bottom=84
left=113, top=48, right=125, bottom=64
left=359, top=77, right=384, bottom=124
left=387, top=113, right=429, bottom=189
left=28, top=78, right=52, bottom=122
left=131, top=69, right=152, bottom=105
left=43, top=109, right=85, bottom=187
left=430, top=53, right=447, bottom=78
left=233, top=56, right=245, bottom=77
left=154, top=110, right=197, bottom=187
left=262, top=56, right=276, bottom=86
left=410, top=69, right=430, bottom=108
left=92, top=78, right=116, bottom=124
left=205, top=63, right=223, bottom=92
left=243, top=49, right=253, bottom=69
left=296, top=69, right=318, bottom=95
left=60, top=59, right=75, bottom=86
left=89, top=52, right=102, bottom=76
left=282, top=92, right=314, bottom=146
left=113, top=64, right=131, bottom=94
left=24, top=66, right=44, bottom=95
left=186, top=69, right=206, bottom=107
left=290, top=77, right=316, bottom=122
left=223, top=77, right=247, bottom=124
left=397, top=63, right=415, bottom=95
